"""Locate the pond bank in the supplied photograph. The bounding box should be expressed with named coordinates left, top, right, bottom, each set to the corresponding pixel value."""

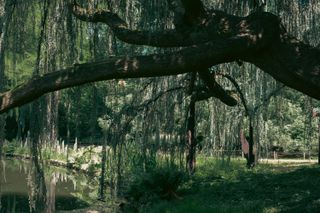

left=3, top=153, right=90, bottom=173
left=0, top=156, right=122, bottom=213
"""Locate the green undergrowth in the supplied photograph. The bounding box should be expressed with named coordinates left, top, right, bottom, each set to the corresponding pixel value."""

left=125, top=164, right=186, bottom=210
left=139, top=158, right=320, bottom=213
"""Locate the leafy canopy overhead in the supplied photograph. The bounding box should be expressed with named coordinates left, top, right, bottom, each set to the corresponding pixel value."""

left=0, top=0, right=319, bottom=114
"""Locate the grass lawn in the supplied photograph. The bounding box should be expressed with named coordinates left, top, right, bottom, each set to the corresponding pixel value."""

left=142, top=158, right=320, bottom=213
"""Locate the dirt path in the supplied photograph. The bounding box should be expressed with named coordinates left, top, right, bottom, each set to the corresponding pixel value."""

left=259, top=158, right=318, bottom=164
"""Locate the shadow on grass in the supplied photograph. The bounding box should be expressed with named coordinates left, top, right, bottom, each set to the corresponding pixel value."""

left=144, top=161, right=320, bottom=213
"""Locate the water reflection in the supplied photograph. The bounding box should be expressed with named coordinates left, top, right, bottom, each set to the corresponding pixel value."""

left=0, top=158, right=95, bottom=212
left=28, top=155, right=47, bottom=212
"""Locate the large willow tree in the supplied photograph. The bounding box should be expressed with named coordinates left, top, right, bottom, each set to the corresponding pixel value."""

left=0, top=0, right=319, bottom=117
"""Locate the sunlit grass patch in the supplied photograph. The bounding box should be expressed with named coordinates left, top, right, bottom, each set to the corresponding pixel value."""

left=143, top=158, right=320, bottom=213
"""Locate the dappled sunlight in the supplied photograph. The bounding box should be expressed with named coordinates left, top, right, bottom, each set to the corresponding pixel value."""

left=149, top=161, right=320, bottom=212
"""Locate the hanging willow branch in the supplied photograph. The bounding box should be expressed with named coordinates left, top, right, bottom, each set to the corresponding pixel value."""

left=0, top=0, right=319, bottom=114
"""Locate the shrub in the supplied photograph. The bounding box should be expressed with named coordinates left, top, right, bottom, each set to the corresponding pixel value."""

left=126, top=164, right=186, bottom=209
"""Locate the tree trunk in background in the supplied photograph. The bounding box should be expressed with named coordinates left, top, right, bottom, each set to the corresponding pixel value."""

left=306, top=98, right=313, bottom=160
left=0, top=0, right=7, bottom=157
left=209, top=102, right=215, bottom=156
left=30, top=0, right=49, bottom=146
left=65, top=0, right=77, bottom=144
left=88, top=0, right=99, bottom=143
left=98, top=132, right=108, bottom=201
left=248, top=117, right=255, bottom=168
left=318, top=116, right=320, bottom=165
left=186, top=98, right=196, bottom=174
left=11, top=2, right=34, bottom=141
left=42, top=1, right=60, bottom=144
left=28, top=2, right=49, bottom=210
left=46, top=91, right=59, bottom=142
left=98, top=1, right=118, bottom=197
left=90, top=85, right=98, bottom=141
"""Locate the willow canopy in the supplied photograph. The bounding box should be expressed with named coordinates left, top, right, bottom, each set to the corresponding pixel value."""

left=0, top=0, right=319, bottom=113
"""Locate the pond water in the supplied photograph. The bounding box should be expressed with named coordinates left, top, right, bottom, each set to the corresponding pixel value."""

left=0, top=158, right=99, bottom=213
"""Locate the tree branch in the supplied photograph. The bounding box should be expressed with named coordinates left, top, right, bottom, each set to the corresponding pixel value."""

left=69, top=2, right=213, bottom=47
left=216, top=73, right=249, bottom=114
left=70, top=1, right=320, bottom=100
left=0, top=37, right=249, bottom=114
left=1, top=2, right=320, bottom=114
left=69, top=2, right=276, bottom=48
left=245, top=34, right=320, bottom=101
left=193, top=87, right=237, bottom=103
left=198, top=71, right=238, bottom=106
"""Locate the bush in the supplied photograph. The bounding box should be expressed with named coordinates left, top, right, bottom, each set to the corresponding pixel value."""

left=3, top=143, right=16, bottom=155
left=1, top=140, right=29, bottom=157
left=126, top=164, right=186, bottom=209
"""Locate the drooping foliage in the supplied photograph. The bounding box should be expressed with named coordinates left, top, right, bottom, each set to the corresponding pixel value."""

left=0, top=0, right=319, bottom=183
